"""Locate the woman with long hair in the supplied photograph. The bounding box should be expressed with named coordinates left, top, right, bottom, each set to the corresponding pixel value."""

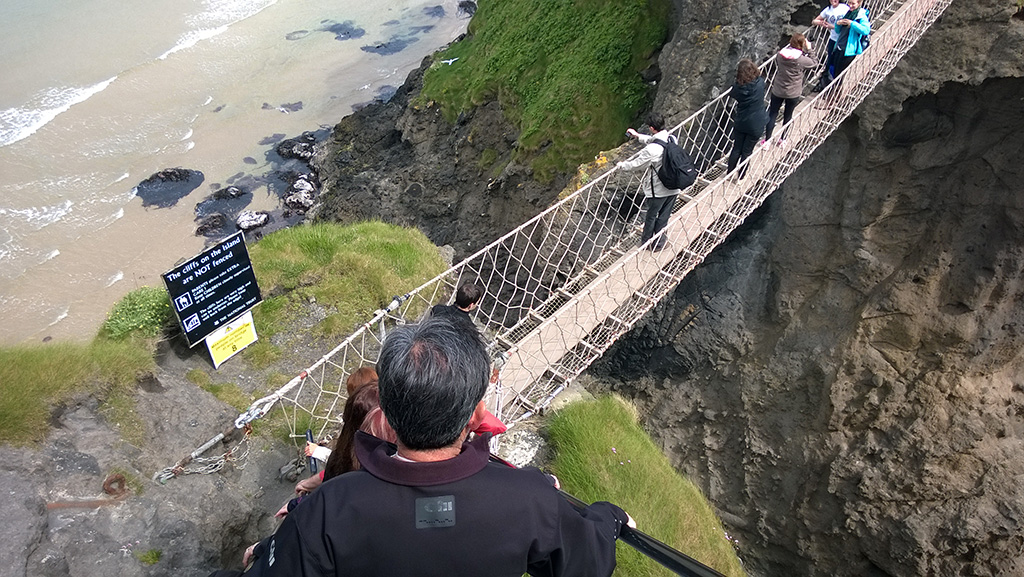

left=727, top=59, right=768, bottom=179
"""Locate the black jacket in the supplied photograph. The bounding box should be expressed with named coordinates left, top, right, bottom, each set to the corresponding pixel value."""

left=246, top=432, right=628, bottom=576
left=730, top=76, right=768, bottom=135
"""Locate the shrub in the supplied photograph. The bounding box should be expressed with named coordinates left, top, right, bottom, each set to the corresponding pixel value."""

left=100, top=286, right=173, bottom=341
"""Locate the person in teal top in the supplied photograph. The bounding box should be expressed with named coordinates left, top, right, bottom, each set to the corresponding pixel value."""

left=831, top=0, right=871, bottom=82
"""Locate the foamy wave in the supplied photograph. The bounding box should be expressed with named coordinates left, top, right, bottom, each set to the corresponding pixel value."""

left=203, top=96, right=214, bottom=106
left=181, top=128, right=194, bottom=141
left=196, top=0, right=277, bottom=28
left=0, top=78, right=117, bottom=147
left=113, top=172, right=130, bottom=184
left=48, top=307, right=70, bottom=326
left=185, top=141, right=195, bottom=151
left=41, top=249, right=60, bottom=263
left=159, top=25, right=230, bottom=60
left=0, top=199, right=74, bottom=231
left=105, top=271, right=124, bottom=288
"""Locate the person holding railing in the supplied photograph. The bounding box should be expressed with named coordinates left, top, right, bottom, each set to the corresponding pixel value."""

left=763, top=33, right=816, bottom=147
left=812, top=0, right=850, bottom=91
left=726, top=59, right=768, bottom=180
left=829, top=0, right=871, bottom=84
left=618, top=113, right=682, bottom=251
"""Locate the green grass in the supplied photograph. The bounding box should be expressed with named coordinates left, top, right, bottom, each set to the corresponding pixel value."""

left=98, top=286, right=173, bottom=341
left=248, top=221, right=448, bottom=339
left=135, top=549, right=162, bottom=565
left=548, top=396, right=745, bottom=577
left=185, top=369, right=252, bottom=412
left=420, top=0, right=669, bottom=181
left=0, top=341, right=154, bottom=445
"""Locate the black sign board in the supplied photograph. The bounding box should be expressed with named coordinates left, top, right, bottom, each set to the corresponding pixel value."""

left=162, top=232, right=262, bottom=347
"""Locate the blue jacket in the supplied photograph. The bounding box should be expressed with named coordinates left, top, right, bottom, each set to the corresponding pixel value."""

left=835, top=7, right=871, bottom=57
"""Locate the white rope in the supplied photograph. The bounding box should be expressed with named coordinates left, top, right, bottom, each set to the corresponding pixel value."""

left=158, top=0, right=951, bottom=478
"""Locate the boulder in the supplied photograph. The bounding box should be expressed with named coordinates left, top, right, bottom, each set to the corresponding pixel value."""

left=235, top=211, right=269, bottom=231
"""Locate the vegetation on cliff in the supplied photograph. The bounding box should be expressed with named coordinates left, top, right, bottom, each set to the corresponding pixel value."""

left=0, top=222, right=447, bottom=443
left=420, top=0, right=670, bottom=181
left=550, top=396, right=746, bottom=576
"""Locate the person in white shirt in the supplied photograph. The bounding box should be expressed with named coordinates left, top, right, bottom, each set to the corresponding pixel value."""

left=812, top=0, right=849, bottom=89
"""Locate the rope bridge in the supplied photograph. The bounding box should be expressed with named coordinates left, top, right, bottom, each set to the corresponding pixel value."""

left=157, top=0, right=952, bottom=482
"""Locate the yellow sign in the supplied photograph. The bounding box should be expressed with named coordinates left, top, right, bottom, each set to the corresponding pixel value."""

left=206, top=311, right=258, bottom=369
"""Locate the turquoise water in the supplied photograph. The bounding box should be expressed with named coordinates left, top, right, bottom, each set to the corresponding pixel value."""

left=0, top=0, right=467, bottom=343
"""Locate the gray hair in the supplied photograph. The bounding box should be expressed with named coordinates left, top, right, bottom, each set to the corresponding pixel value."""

left=377, top=316, right=490, bottom=450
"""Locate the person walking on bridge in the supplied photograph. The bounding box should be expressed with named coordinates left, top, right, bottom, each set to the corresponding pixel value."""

left=812, top=0, right=850, bottom=90
left=235, top=316, right=632, bottom=577
left=618, top=113, right=681, bottom=251
left=764, top=33, right=816, bottom=147
left=829, top=0, right=871, bottom=84
left=727, top=59, right=768, bottom=180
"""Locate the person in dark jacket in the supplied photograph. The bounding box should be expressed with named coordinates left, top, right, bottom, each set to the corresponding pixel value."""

left=234, top=316, right=631, bottom=577
left=764, top=33, right=816, bottom=146
left=727, top=59, right=768, bottom=179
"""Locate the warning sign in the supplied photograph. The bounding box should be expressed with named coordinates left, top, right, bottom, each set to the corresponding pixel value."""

left=163, top=232, right=261, bottom=346
left=206, top=311, right=258, bottom=369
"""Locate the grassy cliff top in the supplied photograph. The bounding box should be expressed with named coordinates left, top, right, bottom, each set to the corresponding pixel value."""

left=420, top=0, right=670, bottom=181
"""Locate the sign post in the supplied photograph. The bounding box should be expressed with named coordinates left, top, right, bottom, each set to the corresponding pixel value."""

left=162, top=232, right=262, bottom=357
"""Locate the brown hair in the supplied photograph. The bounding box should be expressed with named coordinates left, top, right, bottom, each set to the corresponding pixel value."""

left=345, top=366, right=378, bottom=396
left=323, top=383, right=380, bottom=480
left=736, top=59, right=760, bottom=85
left=789, top=33, right=808, bottom=50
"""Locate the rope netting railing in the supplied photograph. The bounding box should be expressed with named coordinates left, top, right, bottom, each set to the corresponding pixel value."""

left=156, top=0, right=951, bottom=482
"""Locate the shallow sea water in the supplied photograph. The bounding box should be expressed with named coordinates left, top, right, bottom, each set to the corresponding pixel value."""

left=0, top=0, right=468, bottom=343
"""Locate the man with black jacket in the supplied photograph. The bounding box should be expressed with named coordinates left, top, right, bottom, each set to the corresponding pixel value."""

left=240, top=316, right=630, bottom=577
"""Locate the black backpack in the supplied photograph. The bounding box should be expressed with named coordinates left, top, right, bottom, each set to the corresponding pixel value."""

left=653, top=137, right=698, bottom=191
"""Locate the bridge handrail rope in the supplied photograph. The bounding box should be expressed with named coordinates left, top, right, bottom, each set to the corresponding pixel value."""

left=157, top=0, right=951, bottom=484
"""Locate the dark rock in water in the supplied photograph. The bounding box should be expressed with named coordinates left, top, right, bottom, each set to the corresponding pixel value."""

left=259, top=133, right=287, bottom=146
left=320, top=20, right=366, bottom=41
left=362, top=36, right=418, bottom=55
left=236, top=211, right=270, bottom=231
left=276, top=132, right=322, bottom=162
left=134, top=168, right=204, bottom=208
left=285, top=30, right=309, bottom=40
left=410, top=25, right=435, bottom=35
left=212, top=105, right=225, bottom=112
left=214, top=186, right=247, bottom=200
left=261, top=102, right=302, bottom=113
left=243, top=157, right=257, bottom=165
left=283, top=175, right=318, bottom=211
left=458, top=1, right=476, bottom=17
left=423, top=5, right=445, bottom=18
left=195, top=213, right=227, bottom=236
left=383, top=19, right=400, bottom=26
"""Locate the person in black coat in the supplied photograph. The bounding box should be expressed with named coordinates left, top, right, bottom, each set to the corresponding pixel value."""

left=726, top=58, right=768, bottom=179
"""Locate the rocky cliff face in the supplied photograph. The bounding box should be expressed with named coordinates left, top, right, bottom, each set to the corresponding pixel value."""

left=588, top=0, right=1024, bottom=575
left=312, top=64, right=570, bottom=260
left=312, top=0, right=1024, bottom=574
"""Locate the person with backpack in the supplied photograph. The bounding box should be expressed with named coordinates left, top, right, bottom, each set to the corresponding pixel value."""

left=812, top=0, right=850, bottom=90
left=830, top=0, right=871, bottom=83
left=617, top=113, right=697, bottom=252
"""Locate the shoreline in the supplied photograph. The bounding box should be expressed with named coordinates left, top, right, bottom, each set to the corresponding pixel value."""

left=0, top=2, right=472, bottom=346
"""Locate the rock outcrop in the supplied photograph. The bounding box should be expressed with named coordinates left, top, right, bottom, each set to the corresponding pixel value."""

left=588, top=1, right=1024, bottom=575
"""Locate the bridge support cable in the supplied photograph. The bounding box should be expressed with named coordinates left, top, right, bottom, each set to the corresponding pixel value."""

left=159, top=0, right=952, bottom=480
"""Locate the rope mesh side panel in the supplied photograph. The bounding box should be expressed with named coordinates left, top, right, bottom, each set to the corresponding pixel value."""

left=158, top=0, right=951, bottom=479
